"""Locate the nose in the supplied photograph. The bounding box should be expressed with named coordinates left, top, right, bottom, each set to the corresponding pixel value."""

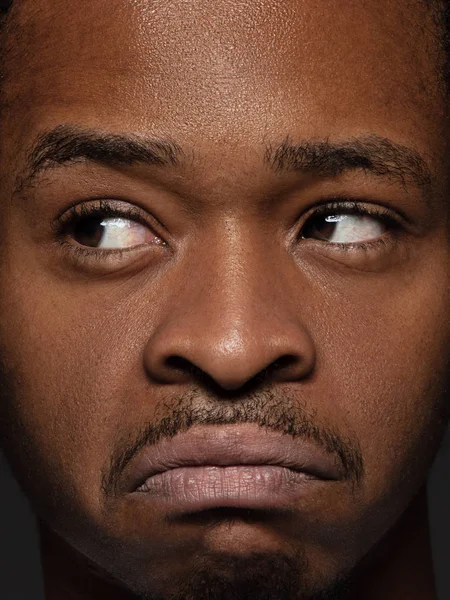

left=143, top=242, right=316, bottom=392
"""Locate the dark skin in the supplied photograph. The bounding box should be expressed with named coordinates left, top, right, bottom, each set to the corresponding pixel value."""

left=0, top=0, right=449, bottom=598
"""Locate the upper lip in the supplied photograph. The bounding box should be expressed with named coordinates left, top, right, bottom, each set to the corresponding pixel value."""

left=122, top=423, right=342, bottom=493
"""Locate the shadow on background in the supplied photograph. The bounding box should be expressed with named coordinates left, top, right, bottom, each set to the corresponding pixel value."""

left=1, top=424, right=450, bottom=600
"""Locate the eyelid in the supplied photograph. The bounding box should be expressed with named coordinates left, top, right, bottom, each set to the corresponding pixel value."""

left=51, top=198, right=172, bottom=251
left=298, top=198, right=405, bottom=237
left=50, top=199, right=170, bottom=273
left=290, top=197, right=407, bottom=264
left=304, top=198, right=403, bottom=222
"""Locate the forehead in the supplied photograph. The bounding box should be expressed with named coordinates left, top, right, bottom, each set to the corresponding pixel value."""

left=1, top=0, right=446, bottom=161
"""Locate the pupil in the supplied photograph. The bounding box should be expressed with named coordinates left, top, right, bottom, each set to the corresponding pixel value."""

left=317, top=219, right=337, bottom=240
left=304, top=215, right=339, bottom=240
left=73, top=218, right=105, bottom=247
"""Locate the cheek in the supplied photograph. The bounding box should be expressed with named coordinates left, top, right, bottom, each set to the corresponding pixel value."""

left=0, top=246, right=449, bottom=546
left=0, top=274, right=138, bottom=523
left=319, top=271, right=450, bottom=508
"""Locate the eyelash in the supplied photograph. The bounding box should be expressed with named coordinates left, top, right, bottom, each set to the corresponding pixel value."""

left=299, top=199, right=402, bottom=252
left=52, top=199, right=164, bottom=263
left=55, top=199, right=149, bottom=230
left=52, top=197, right=403, bottom=264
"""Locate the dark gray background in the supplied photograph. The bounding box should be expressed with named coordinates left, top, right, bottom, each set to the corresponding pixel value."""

left=1, top=424, right=450, bottom=600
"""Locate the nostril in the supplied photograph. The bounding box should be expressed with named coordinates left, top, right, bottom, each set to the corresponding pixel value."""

left=164, top=355, right=231, bottom=393
left=263, top=354, right=301, bottom=379
left=165, top=355, right=198, bottom=377
left=251, top=354, right=302, bottom=386
left=270, top=354, right=299, bottom=371
left=163, top=353, right=306, bottom=393
left=165, top=355, right=186, bottom=370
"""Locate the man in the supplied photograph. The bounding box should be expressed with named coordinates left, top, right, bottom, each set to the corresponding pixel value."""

left=0, top=0, right=449, bottom=598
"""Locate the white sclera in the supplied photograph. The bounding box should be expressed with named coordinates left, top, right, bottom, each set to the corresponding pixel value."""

left=325, top=215, right=385, bottom=243
left=97, top=218, right=151, bottom=249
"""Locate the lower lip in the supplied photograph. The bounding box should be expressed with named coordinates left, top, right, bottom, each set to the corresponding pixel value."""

left=132, top=465, right=326, bottom=511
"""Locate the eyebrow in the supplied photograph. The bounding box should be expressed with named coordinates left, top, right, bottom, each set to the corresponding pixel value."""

left=264, top=134, right=433, bottom=192
left=17, top=125, right=433, bottom=197
left=17, top=124, right=183, bottom=191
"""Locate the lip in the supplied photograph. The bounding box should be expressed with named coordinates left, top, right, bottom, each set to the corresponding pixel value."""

left=122, top=423, right=342, bottom=495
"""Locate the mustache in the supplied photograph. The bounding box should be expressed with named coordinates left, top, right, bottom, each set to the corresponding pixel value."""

left=102, top=387, right=364, bottom=497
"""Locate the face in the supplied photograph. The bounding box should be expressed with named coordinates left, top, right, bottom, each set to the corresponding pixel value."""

left=0, top=1, right=449, bottom=599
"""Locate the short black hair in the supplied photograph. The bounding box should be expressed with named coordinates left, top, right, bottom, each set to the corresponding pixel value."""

left=436, top=3, right=450, bottom=83
left=0, top=1, right=12, bottom=16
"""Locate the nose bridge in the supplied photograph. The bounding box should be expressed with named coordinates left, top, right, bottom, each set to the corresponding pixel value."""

left=144, top=219, right=316, bottom=389
left=186, top=219, right=285, bottom=337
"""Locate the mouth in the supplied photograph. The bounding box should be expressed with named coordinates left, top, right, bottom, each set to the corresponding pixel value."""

left=121, top=424, right=341, bottom=511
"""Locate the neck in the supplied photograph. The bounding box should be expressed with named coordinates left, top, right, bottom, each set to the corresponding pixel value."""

left=38, top=485, right=438, bottom=600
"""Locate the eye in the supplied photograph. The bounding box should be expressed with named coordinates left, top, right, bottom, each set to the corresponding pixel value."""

left=301, top=208, right=389, bottom=244
left=73, top=215, right=153, bottom=249
left=56, top=200, right=164, bottom=251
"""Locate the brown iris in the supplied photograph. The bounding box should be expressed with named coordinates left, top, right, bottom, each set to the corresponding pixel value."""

left=72, top=217, right=106, bottom=247
left=302, top=215, right=345, bottom=241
